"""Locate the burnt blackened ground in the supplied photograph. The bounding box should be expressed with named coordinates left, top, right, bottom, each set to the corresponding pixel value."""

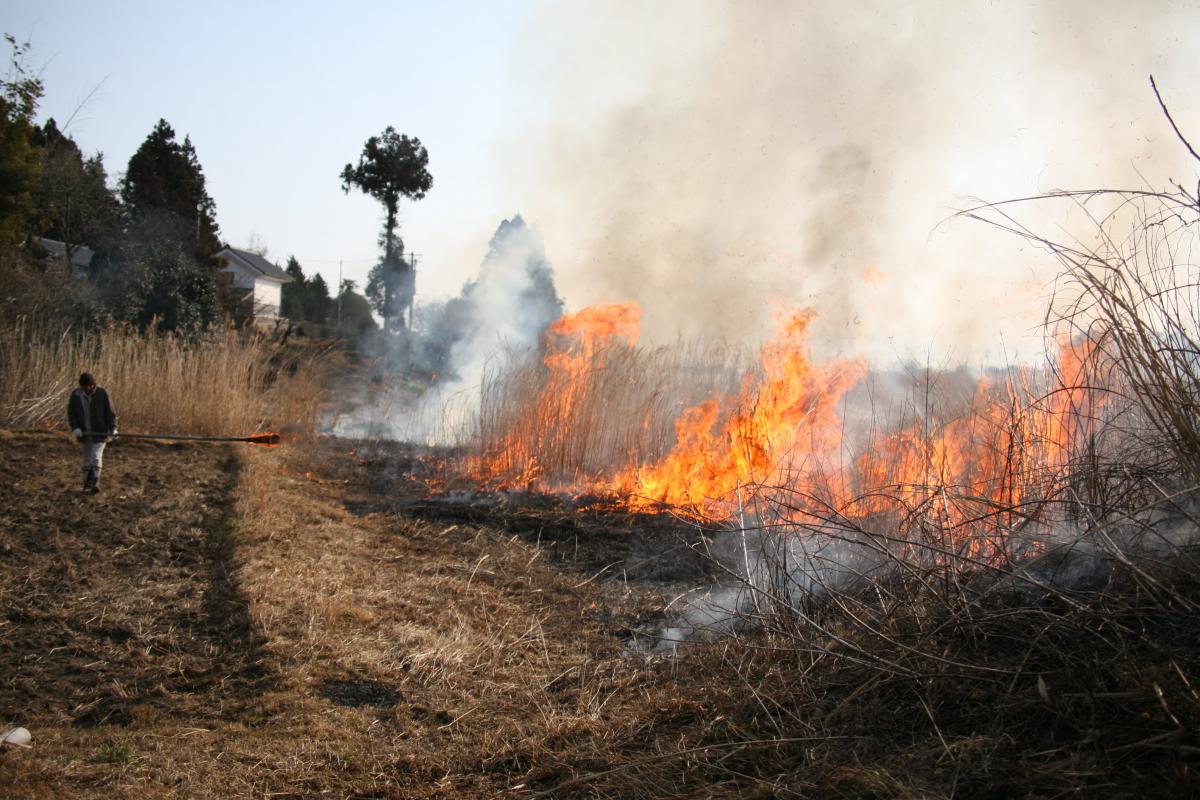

left=332, top=438, right=723, bottom=585
left=393, top=495, right=722, bottom=585
left=329, top=438, right=731, bottom=652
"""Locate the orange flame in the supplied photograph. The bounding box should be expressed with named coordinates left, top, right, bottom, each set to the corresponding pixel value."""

left=613, top=310, right=865, bottom=514
left=249, top=431, right=283, bottom=447
left=545, top=301, right=640, bottom=349
left=468, top=300, right=1105, bottom=564
left=472, top=302, right=641, bottom=485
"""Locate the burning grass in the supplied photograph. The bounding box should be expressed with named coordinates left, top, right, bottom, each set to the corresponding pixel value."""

left=6, top=88, right=1200, bottom=800
left=402, top=149, right=1200, bottom=796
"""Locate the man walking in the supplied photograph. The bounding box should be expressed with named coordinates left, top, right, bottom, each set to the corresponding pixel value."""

left=67, top=372, right=117, bottom=494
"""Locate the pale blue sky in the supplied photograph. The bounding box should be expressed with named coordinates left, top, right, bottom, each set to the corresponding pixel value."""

left=7, top=0, right=547, bottom=296
left=7, top=2, right=1200, bottom=361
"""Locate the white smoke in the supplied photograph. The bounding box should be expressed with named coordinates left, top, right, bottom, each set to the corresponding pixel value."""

left=512, top=0, right=1200, bottom=364
left=326, top=215, right=562, bottom=443
left=444, top=215, right=561, bottom=402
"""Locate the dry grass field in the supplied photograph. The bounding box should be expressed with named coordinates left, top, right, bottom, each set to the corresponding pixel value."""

left=0, top=431, right=705, bottom=798
left=3, top=428, right=1199, bottom=799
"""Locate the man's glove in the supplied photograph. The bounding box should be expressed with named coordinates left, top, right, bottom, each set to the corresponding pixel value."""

left=105, top=428, right=117, bottom=443
left=73, top=428, right=83, bottom=441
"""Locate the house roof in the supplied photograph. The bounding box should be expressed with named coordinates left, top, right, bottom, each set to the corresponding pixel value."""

left=34, top=236, right=93, bottom=269
left=216, top=246, right=293, bottom=283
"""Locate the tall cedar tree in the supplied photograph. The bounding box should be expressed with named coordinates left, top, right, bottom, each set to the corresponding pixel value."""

left=121, top=119, right=220, bottom=259
left=340, top=127, right=431, bottom=332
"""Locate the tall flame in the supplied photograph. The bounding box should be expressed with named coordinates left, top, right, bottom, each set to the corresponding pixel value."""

left=472, top=302, right=642, bottom=485
left=614, top=310, right=865, bottom=514
left=469, top=300, right=1105, bottom=562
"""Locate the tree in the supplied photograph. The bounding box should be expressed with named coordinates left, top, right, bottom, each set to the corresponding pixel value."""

left=0, top=34, right=44, bottom=246
left=340, top=127, right=431, bottom=331
left=31, top=118, right=120, bottom=270
left=365, top=242, right=416, bottom=333
left=304, top=272, right=333, bottom=326
left=106, top=120, right=225, bottom=329
left=335, top=278, right=377, bottom=345
left=101, top=226, right=221, bottom=331
left=121, top=119, right=220, bottom=259
left=280, top=255, right=309, bottom=321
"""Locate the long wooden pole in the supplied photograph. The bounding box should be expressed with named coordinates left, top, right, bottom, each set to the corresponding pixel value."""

left=114, top=432, right=281, bottom=445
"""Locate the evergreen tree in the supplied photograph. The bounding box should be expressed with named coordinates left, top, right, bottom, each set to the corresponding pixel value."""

left=304, top=272, right=333, bottom=325
left=101, top=229, right=220, bottom=331
left=280, top=255, right=308, bottom=321
left=365, top=240, right=415, bottom=333
left=106, top=119, right=223, bottom=329
left=0, top=35, right=43, bottom=246
left=121, top=119, right=220, bottom=259
left=341, top=127, right=431, bottom=332
left=31, top=118, right=120, bottom=269
left=335, top=278, right=377, bottom=344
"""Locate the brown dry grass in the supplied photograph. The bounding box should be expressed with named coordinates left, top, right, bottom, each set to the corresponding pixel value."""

left=5, top=426, right=1199, bottom=798
left=0, top=430, right=680, bottom=798
left=222, top=437, right=672, bottom=798
left=476, top=341, right=743, bottom=485
left=0, top=319, right=329, bottom=435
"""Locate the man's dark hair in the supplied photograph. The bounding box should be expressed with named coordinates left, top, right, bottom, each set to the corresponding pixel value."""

left=79, top=372, right=96, bottom=387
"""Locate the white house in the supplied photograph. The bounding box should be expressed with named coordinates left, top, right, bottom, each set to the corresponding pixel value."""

left=216, top=246, right=293, bottom=323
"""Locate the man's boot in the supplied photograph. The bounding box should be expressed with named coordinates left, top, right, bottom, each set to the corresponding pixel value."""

left=82, top=468, right=93, bottom=493
left=90, top=468, right=101, bottom=494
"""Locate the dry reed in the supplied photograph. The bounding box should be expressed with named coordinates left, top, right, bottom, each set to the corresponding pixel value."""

left=474, top=340, right=744, bottom=486
left=0, top=318, right=331, bottom=435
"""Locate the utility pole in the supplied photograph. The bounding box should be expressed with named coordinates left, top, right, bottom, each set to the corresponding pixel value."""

left=407, top=251, right=421, bottom=329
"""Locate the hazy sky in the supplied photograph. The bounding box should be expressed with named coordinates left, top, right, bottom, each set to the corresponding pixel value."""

left=8, top=1, right=1200, bottom=362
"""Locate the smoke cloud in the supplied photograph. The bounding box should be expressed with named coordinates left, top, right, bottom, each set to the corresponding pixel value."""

left=328, top=215, right=562, bottom=442
left=513, top=0, right=1200, bottom=363
left=439, top=215, right=562, bottom=398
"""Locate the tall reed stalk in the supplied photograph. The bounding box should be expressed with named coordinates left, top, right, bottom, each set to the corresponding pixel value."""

left=0, top=318, right=329, bottom=435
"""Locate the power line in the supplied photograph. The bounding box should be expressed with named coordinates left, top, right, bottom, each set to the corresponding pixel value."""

left=287, top=255, right=377, bottom=265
